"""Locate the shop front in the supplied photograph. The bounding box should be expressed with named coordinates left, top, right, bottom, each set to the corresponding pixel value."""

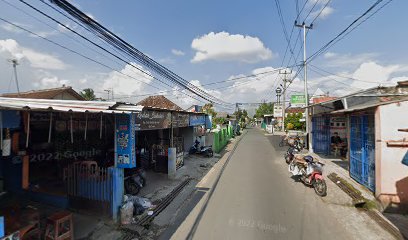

left=311, top=114, right=348, bottom=157
left=0, top=98, right=143, bottom=221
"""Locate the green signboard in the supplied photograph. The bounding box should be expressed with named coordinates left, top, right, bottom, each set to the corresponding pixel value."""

left=290, top=94, right=306, bottom=107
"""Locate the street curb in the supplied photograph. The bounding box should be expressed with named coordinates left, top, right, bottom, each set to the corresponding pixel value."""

left=185, top=129, right=247, bottom=239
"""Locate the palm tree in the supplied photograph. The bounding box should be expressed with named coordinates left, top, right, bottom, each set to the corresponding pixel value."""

left=80, top=88, right=96, bottom=101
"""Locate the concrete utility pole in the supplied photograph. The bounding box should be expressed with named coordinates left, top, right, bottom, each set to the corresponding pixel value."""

left=295, top=21, right=313, bottom=148
left=9, top=59, right=20, bottom=96
left=279, top=69, right=292, bottom=132
left=104, top=89, right=112, bottom=101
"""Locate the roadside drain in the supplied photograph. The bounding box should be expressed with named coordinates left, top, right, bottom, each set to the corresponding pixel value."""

left=136, top=178, right=192, bottom=226
left=328, top=173, right=404, bottom=240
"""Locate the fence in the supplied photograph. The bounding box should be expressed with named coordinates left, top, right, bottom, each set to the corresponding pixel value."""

left=64, top=162, right=113, bottom=214
left=213, top=126, right=234, bottom=153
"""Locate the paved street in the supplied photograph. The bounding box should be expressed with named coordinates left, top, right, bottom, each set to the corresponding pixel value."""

left=191, top=128, right=359, bottom=240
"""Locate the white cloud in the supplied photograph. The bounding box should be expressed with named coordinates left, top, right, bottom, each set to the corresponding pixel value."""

left=1, top=23, right=26, bottom=34
left=351, top=61, right=400, bottom=89
left=33, top=76, right=70, bottom=89
left=308, top=0, right=334, bottom=20
left=191, top=32, right=273, bottom=63
left=322, top=51, right=378, bottom=68
left=101, top=63, right=153, bottom=96
left=307, top=60, right=408, bottom=96
left=0, top=39, right=67, bottom=70
left=171, top=49, right=185, bottom=56
left=318, top=6, right=334, bottom=19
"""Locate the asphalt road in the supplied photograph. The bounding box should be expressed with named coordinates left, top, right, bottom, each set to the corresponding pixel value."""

left=191, top=128, right=353, bottom=240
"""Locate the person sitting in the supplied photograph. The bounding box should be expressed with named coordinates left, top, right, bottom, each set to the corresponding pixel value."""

left=331, top=132, right=346, bottom=156
left=331, top=132, right=342, bottom=145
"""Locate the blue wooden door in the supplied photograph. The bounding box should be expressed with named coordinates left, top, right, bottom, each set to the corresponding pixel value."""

left=350, top=115, right=375, bottom=191
left=312, top=116, right=330, bottom=155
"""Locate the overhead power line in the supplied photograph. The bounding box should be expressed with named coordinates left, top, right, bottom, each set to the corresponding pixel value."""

left=46, top=0, right=227, bottom=105
left=307, top=0, right=393, bottom=64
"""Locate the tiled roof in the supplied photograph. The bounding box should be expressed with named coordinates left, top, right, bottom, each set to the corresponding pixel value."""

left=286, top=107, right=304, bottom=113
left=2, top=86, right=85, bottom=100
left=137, top=95, right=183, bottom=111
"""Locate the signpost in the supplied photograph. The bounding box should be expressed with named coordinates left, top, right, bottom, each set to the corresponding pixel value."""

left=273, top=104, right=283, bottom=118
left=290, top=94, right=306, bottom=107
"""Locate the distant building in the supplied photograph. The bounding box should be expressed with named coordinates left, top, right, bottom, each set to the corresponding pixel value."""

left=137, top=95, right=183, bottom=111
left=185, top=105, right=203, bottom=113
left=1, top=85, right=85, bottom=100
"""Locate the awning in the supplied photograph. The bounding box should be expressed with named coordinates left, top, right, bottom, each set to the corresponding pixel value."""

left=0, top=97, right=143, bottom=114
left=331, top=99, right=406, bottom=114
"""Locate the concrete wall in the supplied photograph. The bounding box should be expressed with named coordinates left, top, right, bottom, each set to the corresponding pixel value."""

left=376, top=101, right=408, bottom=208
left=180, top=127, right=194, bottom=153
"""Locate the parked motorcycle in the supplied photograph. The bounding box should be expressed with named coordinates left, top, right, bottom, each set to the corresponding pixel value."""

left=284, top=137, right=304, bottom=164
left=189, top=139, right=213, bottom=157
left=124, top=168, right=146, bottom=195
left=284, top=146, right=301, bottom=164
left=288, top=155, right=327, bottom=196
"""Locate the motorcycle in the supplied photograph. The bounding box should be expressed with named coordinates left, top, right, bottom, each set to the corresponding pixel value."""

left=284, top=138, right=303, bottom=164
left=288, top=155, right=327, bottom=196
left=124, top=168, right=146, bottom=195
left=189, top=139, right=213, bottom=157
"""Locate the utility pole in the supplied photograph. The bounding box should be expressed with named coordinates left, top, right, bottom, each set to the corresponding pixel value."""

left=8, top=59, right=20, bottom=96
left=279, top=69, right=292, bottom=132
left=295, top=21, right=313, bottom=149
left=104, top=89, right=111, bottom=101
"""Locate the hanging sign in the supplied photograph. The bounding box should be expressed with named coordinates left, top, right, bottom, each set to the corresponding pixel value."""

left=116, top=113, right=136, bottom=168
left=274, top=104, right=283, bottom=118
left=135, top=110, right=171, bottom=130
left=172, top=112, right=189, bottom=128
left=290, top=94, right=306, bottom=107
left=189, top=114, right=206, bottom=126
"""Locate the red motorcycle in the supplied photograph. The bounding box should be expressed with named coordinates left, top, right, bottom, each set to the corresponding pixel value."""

left=288, top=155, right=327, bottom=196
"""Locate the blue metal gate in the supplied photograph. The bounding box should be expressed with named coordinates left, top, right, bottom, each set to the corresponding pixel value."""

left=349, top=115, right=375, bottom=191
left=312, top=116, right=330, bottom=155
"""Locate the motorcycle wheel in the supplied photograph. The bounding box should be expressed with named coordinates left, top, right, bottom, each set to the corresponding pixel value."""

left=205, top=150, right=213, bottom=158
left=139, top=176, right=146, bottom=187
left=285, top=154, right=291, bottom=164
left=125, top=180, right=140, bottom=195
left=313, top=179, right=327, bottom=197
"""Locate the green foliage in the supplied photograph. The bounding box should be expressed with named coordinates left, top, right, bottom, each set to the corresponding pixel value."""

left=284, top=112, right=305, bottom=130
left=213, top=117, right=226, bottom=126
left=234, top=109, right=249, bottom=123
left=286, top=122, right=294, bottom=130
left=254, top=103, right=274, bottom=118
left=80, top=88, right=96, bottom=101
left=203, top=103, right=217, bottom=118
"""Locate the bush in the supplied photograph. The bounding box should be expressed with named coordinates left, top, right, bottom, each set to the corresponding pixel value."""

left=286, top=122, right=294, bottom=130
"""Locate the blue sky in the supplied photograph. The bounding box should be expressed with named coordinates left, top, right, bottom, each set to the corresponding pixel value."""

left=0, top=0, right=407, bottom=111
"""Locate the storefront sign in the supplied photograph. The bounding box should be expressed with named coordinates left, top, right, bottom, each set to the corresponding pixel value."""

left=290, top=94, right=306, bottom=107
left=189, top=114, right=206, bottom=126
left=116, top=113, right=136, bottom=168
left=172, top=112, right=189, bottom=128
left=273, top=105, right=283, bottom=118
left=135, top=110, right=171, bottom=130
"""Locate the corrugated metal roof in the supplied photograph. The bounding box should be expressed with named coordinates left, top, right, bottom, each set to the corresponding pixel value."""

left=331, top=98, right=408, bottom=114
left=0, top=97, right=143, bottom=113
